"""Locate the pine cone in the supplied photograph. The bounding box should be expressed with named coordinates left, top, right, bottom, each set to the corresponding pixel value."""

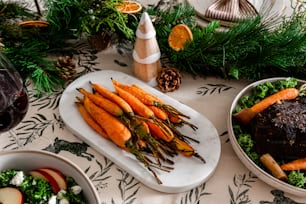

left=156, top=68, right=182, bottom=92
left=54, top=56, right=76, bottom=79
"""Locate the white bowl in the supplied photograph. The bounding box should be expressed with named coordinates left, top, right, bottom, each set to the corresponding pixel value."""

left=228, top=77, right=306, bottom=197
left=0, top=149, right=100, bottom=203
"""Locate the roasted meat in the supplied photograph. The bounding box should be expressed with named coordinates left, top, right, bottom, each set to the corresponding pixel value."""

left=251, top=97, right=306, bottom=160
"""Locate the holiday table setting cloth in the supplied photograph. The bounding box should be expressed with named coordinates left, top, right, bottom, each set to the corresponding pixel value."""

left=1, top=0, right=306, bottom=203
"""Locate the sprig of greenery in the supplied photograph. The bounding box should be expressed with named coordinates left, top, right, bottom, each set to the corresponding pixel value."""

left=2, top=40, right=64, bottom=96
left=149, top=2, right=306, bottom=80
left=44, top=0, right=83, bottom=40
left=77, top=0, right=134, bottom=39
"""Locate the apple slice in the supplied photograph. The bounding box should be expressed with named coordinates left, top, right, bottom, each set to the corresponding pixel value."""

left=38, top=168, right=67, bottom=190
left=29, top=169, right=60, bottom=193
left=0, top=187, right=23, bottom=204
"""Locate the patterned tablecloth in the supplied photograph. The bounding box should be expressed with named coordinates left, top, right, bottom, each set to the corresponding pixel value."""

left=2, top=0, right=306, bottom=203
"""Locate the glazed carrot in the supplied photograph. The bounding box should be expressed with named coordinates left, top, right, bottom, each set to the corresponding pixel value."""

left=90, top=81, right=134, bottom=116
left=77, top=88, right=123, bottom=117
left=78, top=96, right=168, bottom=184
left=130, top=84, right=188, bottom=116
left=131, top=119, right=166, bottom=165
left=112, top=79, right=161, bottom=105
left=83, top=96, right=131, bottom=149
left=147, top=120, right=174, bottom=142
left=113, top=83, right=155, bottom=118
left=166, top=111, right=198, bottom=131
left=234, top=88, right=299, bottom=124
left=76, top=101, right=108, bottom=139
left=148, top=105, right=168, bottom=121
left=260, top=154, right=288, bottom=180
left=170, top=137, right=205, bottom=163
left=172, top=137, right=194, bottom=157
left=281, top=158, right=306, bottom=171
left=113, top=79, right=191, bottom=120
left=169, top=114, right=182, bottom=124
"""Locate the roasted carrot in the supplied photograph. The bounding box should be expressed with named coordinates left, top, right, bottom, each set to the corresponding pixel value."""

left=147, top=120, right=174, bottom=142
left=281, top=158, right=306, bottom=171
left=260, top=153, right=288, bottom=181
left=130, top=83, right=189, bottom=116
left=90, top=81, right=134, bottom=116
left=113, top=83, right=155, bottom=119
left=112, top=79, right=162, bottom=105
left=112, top=79, right=191, bottom=120
left=148, top=105, right=168, bottom=121
left=167, top=112, right=198, bottom=131
left=130, top=119, right=166, bottom=165
left=234, top=88, right=299, bottom=124
left=171, top=137, right=205, bottom=163
left=77, top=88, right=123, bottom=117
left=83, top=96, right=131, bottom=149
left=117, top=81, right=190, bottom=119
left=78, top=96, right=169, bottom=184
left=75, top=101, right=108, bottom=139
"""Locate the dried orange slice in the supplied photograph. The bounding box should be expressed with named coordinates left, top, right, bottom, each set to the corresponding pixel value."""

left=19, top=20, right=50, bottom=27
left=116, top=1, right=142, bottom=14
left=168, top=24, right=193, bottom=51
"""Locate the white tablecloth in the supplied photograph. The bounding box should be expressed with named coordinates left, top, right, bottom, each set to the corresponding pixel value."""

left=2, top=43, right=306, bottom=203
left=2, top=0, right=305, bottom=203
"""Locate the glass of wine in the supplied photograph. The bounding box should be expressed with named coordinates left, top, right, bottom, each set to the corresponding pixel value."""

left=0, top=53, right=29, bottom=136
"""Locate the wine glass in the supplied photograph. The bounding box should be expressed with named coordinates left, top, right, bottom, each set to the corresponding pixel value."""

left=0, top=53, right=29, bottom=136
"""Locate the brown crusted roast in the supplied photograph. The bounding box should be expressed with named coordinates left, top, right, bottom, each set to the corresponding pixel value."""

left=251, top=97, right=306, bottom=161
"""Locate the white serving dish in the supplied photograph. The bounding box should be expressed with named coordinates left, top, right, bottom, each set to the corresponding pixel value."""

left=59, top=70, right=221, bottom=193
left=187, top=0, right=293, bottom=27
left=0, top=149, right=101, bottom=203
left=228, top=77, right=306, bottom=197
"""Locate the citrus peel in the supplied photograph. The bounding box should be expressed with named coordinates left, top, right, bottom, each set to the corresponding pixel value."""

left=116, top=1, right=142, bottom=14
left=168, top=24, right=193, bottom=51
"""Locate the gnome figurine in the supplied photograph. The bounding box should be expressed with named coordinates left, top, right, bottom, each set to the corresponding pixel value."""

left=133, top=12, right=161, bottom=87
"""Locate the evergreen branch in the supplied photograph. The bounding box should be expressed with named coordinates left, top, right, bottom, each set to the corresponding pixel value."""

left=149, top=1, right=306, bottom=80
left=2, top=40, right=64, bottom=95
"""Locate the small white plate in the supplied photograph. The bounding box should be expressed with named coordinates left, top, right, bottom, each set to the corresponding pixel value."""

left=59, top=70, right=221, bottom=193
left=228, top=77, right=306, bottom=197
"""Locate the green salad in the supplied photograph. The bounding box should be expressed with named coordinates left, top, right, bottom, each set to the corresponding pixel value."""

left=0, top=169, right=86, bottom=203
left=232, top=77, right=306, bottom=189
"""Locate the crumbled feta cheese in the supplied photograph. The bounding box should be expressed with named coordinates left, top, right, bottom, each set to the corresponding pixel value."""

left=57, top=190, right=67, bottom=199
left=59, top=198, right=69, bottom=204
left=48, top=195, right=57, bottom=204
left=71, top=185, right=82, bottom=195
left=10, top=171, right=24, bottom=186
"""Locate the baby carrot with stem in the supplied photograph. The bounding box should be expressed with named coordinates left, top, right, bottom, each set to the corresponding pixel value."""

left=130, top=119, right=174, bottom=166
left=166, top=112, right=198, bottom=131
left=234, top=88, right=299, bottom=124
left=82, top=85, right=172, bottom=166
left=129, top=84, right=190, bottom=119
left=89, top=81, right=134, bottom=116
left=77, top=88, right=124, bottom=117
left=75, top=101, right=108, bottom=139
left=147, top=105, right=168, bottom=121
left=82, top=96, right=131, bottom=149
left=112, top=79, right=196, bottom=129
left=146, top=120, right=175, bottom=142
left=113, top=82, right=155, bottom=119
left=80, top=96, right=166, bottom=184
left=172, top=137, right=205, bottom=163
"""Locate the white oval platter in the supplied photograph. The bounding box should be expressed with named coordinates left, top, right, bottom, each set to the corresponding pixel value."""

left=59, top=70, right=221, bottom=193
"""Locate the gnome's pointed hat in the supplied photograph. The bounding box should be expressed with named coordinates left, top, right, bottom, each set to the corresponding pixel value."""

left=132, top=12, right=161, bottom=86
left=133, top=12, right=160, bottom=64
